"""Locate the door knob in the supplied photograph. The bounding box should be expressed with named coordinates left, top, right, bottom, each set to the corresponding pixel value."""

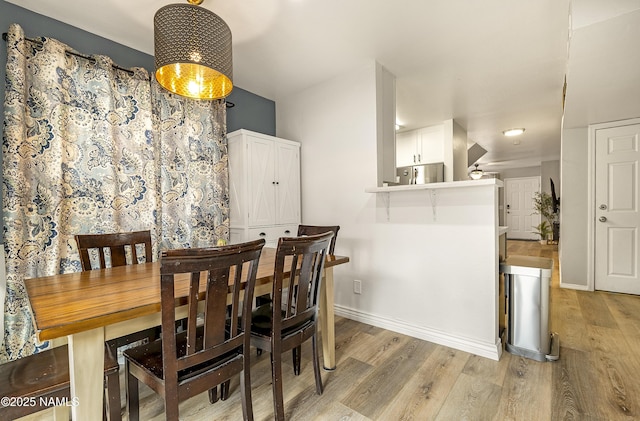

left=599, top=216, right=607, bottom=222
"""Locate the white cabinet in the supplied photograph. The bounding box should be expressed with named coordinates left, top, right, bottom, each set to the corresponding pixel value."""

left=396, top=125, right=445, bottom=167
left=228, top=129, right=300, bottom=247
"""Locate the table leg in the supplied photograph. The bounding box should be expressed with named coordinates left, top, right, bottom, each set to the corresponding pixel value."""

left=319, top=267, right=336, bottom=370
left=67, top=328, right=105, bottom=421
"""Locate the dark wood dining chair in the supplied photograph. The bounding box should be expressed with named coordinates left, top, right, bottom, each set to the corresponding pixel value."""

left=0, top=344, right=121, bottom=421
left=297, top=224, right=340, bottom=254
left=74, top=230, right=160, bottom=359
left=250, top=232, right=333, bottom=421
left=124, top=239, right=265, bottom=421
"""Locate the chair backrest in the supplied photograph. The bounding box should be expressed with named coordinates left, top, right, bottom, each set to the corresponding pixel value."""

left=75, top=230, right=153, bottom=270
left=159, top=239, right=265, bottom=382
left=297, top=225, right=340, bottom=254
left=272, top=232, right=333, bottom=335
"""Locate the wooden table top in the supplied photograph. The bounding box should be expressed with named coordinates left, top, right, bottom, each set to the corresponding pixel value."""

left=24, top=247, right=349, bottom=341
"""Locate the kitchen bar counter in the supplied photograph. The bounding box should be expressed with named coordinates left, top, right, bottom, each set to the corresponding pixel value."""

left=365, top=178, right=502, bottom=193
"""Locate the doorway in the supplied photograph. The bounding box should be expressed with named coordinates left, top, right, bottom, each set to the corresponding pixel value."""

left=593, top=121, right=640, bottom=295
left=504, top=177, right=541, bottom=240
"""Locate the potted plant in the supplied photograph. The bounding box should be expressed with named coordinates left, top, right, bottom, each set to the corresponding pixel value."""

left=532, top=191, right=558, bottom=244
left=533, top=220, right=551, bottom=244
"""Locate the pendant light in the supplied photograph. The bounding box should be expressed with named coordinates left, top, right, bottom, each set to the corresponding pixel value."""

left=154, top=0, right=233, bottom=99
left=470, top=163, right=484, bottom=180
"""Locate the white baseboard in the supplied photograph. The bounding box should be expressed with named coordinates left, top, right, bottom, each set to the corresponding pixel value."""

left=334, top=304, right=502, bottom=361
left=559, top=281, right=590, bottom=291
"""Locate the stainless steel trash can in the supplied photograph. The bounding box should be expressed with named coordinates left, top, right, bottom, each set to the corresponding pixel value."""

left=500, top=255, right=559, bottom=362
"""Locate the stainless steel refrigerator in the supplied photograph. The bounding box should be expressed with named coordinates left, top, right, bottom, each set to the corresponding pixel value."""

left=396, top=162, right=444, bottom=185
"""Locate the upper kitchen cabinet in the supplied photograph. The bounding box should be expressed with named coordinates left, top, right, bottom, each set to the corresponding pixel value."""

left=395, top=120, right=468, bottom=182
left=396, top=125, right=445, bottom=167
left=228, top=129, right=301, bottom=246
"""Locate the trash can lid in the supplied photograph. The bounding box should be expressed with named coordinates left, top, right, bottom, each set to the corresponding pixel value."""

left=500, top=255, right=554, bottom=276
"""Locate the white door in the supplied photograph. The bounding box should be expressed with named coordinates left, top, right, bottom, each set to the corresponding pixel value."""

left=247, top=136, right=276, bottom=226
left=595, top=123, right=640, bottom=295
left=504, top=177, right=540, bottom=240
left=274, top=142, right=300, bottom=225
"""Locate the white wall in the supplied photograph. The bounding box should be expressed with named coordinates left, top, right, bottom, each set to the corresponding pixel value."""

left=277, top=61, right=502, bottom=359
left=448, top=119, right=469, bottom=181
left=559, top=127, right=589, bottom=288
left=376, top=65, right=396, bottom=186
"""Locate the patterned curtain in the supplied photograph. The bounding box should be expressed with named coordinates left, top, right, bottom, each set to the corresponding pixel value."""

left=153, top=84, right=229, bottom=250
left=1, top=24, right=229, bottom=361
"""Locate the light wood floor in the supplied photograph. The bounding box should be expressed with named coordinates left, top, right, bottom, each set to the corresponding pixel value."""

left=28, top=240, right=640, bottom=420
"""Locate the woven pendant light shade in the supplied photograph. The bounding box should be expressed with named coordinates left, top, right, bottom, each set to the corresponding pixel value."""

left=154, top=2, right=233, bottom=99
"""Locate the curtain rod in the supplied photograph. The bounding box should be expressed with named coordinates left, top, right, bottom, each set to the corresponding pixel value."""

left=2, top=32, right=235, bottom=108
left=3, top=32, right=140, bottom=77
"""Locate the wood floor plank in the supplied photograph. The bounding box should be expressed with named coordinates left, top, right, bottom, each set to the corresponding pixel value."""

left=584, top=325, right=640, bottom=419
left=434, top=372, right=502, bottom=421
left=602, top=292, right=640, bottom=367
left=493, top=353, right=552, bottom=420
left=285, top=356, right=372, bottom=420
left=551, top=346, right=606, bottom=421
left=348, top=329, right=412, bottom=367
left=377, top=346, right=469, bottom=421
left=577, top=290, right=619, bottom=329
left=462, top=352, right=510, bottom=386
left=341, top=338, right=435, bottom=419
left=551, top=288, right=591, bottom=352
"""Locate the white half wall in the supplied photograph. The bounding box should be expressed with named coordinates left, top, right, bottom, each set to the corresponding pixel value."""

left=277, top=61, right=502, bottom=360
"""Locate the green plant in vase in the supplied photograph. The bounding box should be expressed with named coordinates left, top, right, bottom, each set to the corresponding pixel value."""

left=533, top=220, right=551, bottom=244
left=532, top=191, right=557, bottom=243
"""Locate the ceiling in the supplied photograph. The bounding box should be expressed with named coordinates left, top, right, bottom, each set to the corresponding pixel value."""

left=7, top=0, right=640, bottom=173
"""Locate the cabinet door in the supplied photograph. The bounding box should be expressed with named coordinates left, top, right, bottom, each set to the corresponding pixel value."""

left=416, top=125, right=445, bottom=164
left=396, top=131, right=417, bottom=167
left=247, top=136, right=276, bottom=226
left=275, top=142, right=300, bottom=225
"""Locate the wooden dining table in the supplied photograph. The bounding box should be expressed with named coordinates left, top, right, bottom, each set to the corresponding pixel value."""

left=24, top=247, right=349, bottom=421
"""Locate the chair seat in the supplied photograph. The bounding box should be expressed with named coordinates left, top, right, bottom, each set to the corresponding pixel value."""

left=0, top=345, right=119, bottom=420
left=124, top=330, right=241, bottom=382
left=250, top=304, right=314, bottom=339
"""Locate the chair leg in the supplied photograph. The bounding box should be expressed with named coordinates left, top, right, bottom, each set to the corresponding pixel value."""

left=292, top=345, right=301, bottom=375
left=164, top=390, right=180, bottom=421
left=311, top=334, right=324, bottom=395
left=240, top=359, right=254, bottom=421
left=270, top=352, right=286, bottom=421
left=125, top=362, right=140, bottom=421
left=105, top=369, right=122, bottom=421
left=208, top=386, right=219, bottom=403
left=221, top=380, right=231, bottom=400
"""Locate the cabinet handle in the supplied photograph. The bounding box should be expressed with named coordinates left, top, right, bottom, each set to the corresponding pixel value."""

left=418, top=154, right=421, bottom=162
left=284, top=230, right=291, bottom=234
left=259, top=232, right=266, bottom=237
left=272, top=181, right=276, bottom=185
left=413, top=155, right=416, bottom=163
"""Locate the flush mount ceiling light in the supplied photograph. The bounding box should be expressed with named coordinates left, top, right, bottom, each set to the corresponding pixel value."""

left=469, top=163, right=484, bottom=180
left=154, top=0, right=233, bottom=99
left=503, top=128, right=525, bottom=137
